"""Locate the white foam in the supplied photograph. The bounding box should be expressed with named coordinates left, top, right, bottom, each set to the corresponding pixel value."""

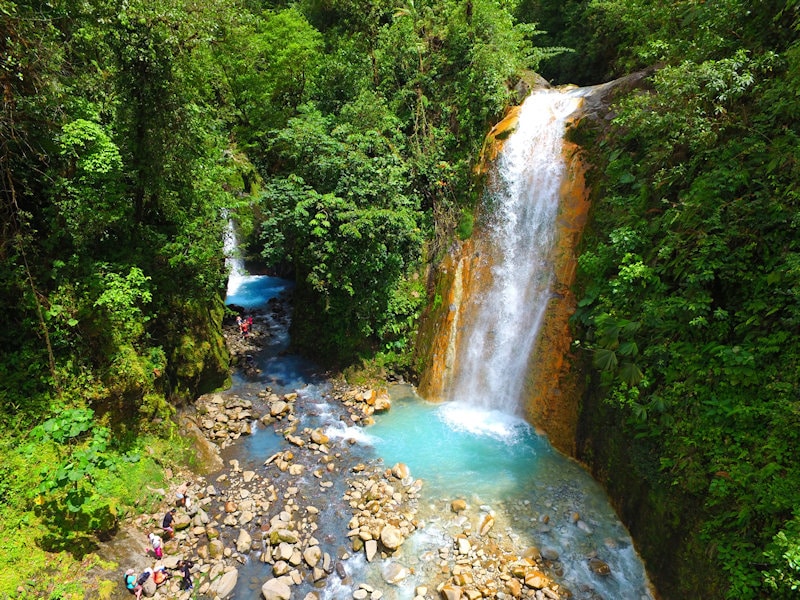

left=437, top=401, right=526, bottom=443
left=324, top=422, right=378, bottom=446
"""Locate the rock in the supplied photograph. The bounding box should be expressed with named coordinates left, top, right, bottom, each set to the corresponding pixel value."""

left=382, top=562, right=410, bottom=585
left=541, top=547, right=560, bottom=561
left=479, top=514, right=495, bottom=536
left=523, top=570, right=550, bottom=589
left=457, top=537, right=471, bottom=555
left=173, top=513, right=192, bottom=530
left=311, top=429, right=329, bottom=444
left=588, top=557, right=611, bottom=576
left=261, top=578, right=292, bottom=600
left=380, top=524, right=404, bottom=550
left=141, top=577, right=157, bottom=597
left=373, top=391, right=391, bottom=412
left=271, top=529, right=299, bottom=545
left=506, top=578, right=522, bottom=597
left=212, top=569, right=238, bottom=598
left=303, top=545, right=322, bottom=568
left=451, top=499, right=467, bottom=513
left=273, top=561, right=290, bottom=576
left=236, top=529, right=253, bottom=553
left=439, top=583, right=462, bottom=600
left=391, top=463, right=410, bottom=480
left=353, top=590, right=369, bottom=600
left=209, top=539, right=225, bottom=558
left=365, top=539, right=378, bottom=562
left=273, top=542, right=292, bottom=562
left=270, top=401, right=288, bottom=417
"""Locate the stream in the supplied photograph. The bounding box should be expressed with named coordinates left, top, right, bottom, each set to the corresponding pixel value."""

left=221, top=274, right=654, bottom=600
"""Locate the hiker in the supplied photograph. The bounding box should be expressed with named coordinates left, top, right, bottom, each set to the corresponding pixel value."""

left=176, top=559, right=194, bottom=591
left=148, top=532, right=163, bottom=559
left=162, top=508, right=176, bottom=537
left=152, top=565, right=171, bottom=586
left=236, top=315, right=243, bottom=334
left=175, top=481, right=191, bottom=508
left=241, top=318, right=249, bottom=337
left=135, top=569, right=152, bottom=597
left=124, top=568, right=140, bottom=598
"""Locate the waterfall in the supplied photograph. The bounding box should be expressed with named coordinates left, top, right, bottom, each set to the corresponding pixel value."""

left=224, top=215, right=246, bottom=297
left=446, top=88, right=584, bottom=413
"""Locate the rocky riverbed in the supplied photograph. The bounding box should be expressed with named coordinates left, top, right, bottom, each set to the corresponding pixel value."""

left=101, top=382, right=578, bottom=600
left=98, top=301, right=581, bottom=600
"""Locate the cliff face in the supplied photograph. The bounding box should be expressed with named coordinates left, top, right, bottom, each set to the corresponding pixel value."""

left=415, top=98, right=590, bottom=456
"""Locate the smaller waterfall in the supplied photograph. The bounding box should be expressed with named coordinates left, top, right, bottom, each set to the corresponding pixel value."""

left=224, top=215, right=246, bottom=297
left=447, top=88, right=584, bottom=413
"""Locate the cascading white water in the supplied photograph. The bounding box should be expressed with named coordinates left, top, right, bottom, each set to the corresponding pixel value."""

left=447, top=88, right=584, bottom=412
left=224, top=214, right=247, bottom=297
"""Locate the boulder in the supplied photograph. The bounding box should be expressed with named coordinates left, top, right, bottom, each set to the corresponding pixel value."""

left=311, top=429, right=329, bottom=445
left=380, top=524, right=404, bottom=550
left=261, top=578, right=292, bottom=600
left=212, top=569, right=238, bottom=598
left=365, top=539, right=378, bottom=562
left=479, top=514, right=495, bottom=536
left=141, top=577, right=157, bottom=597
left=173, top=513, right=192, bottom=530
left=209, top=539, right=225, bottom=558
left=588, top=557, right=611, bottom=576
left=440, top=584, right=462, bottom=600
left=236, top=529, right=253, bottom=553
left=382, top=562, right=410, bottom=585
left=373, top=391, right=391, bottom=412
left=303, top=545, right=322, bottom=568
left=451, top=499, right=467, bottom=513
left=391, top=463, right=410, bottom=480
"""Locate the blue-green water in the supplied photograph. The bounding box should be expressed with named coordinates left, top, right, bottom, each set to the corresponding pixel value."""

left=347, top=387, right=654, bottom=600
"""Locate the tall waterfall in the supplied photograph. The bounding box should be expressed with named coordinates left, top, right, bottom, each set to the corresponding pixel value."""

left=447, top=88, right=584, bottom=412
left=224, top=214, right=246, bottom=297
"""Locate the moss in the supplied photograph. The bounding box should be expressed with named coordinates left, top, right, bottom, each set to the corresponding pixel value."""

left=456, top=209, right=474, bottom=240
left=165, top=295, right=230, bottom=402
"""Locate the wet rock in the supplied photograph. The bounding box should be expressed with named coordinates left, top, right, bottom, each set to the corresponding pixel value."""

left=236, top=529, right=252, bottom=553
left=588, top=557, right=611, bottom=576
left=365, top=539, right=378, bottom=562
left=440, top=583, right=463, bottom=600
left=479, top=514, right=495, bottom=536
left=303, top=545, right=322, bottom=568
left=382, top=562, right=410, bottom=585
left=391, top=463, right=410, bottom=480
left=212, top=568, right=238, bottom=598
left=451, top=499, right=467, bottom=513
left=380, top=524, right=404, bottom=551
left=261, top=577, right=292, bottom=600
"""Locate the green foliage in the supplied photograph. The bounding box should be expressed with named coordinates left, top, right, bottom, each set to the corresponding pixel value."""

left=456, top=209, right=474, bottom=240
left=571, top=3, right=800, bottom=593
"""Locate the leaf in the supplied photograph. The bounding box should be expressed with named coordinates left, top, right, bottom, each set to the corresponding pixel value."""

left=619, top=362, right=644, bottom=386
left=593, top=348, right=619, bottom=371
